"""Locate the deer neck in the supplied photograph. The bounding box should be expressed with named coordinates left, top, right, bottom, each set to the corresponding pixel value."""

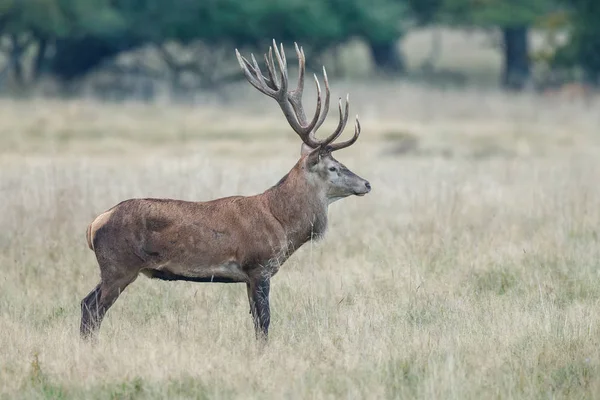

left=264, top=165, right=329, bottom=249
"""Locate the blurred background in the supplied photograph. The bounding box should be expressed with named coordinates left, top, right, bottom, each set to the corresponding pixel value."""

left=3, top=2, right=600, bottom=397
left=0, top=0, right=598, bottom=100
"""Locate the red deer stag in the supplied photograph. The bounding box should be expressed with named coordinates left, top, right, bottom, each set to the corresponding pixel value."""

left=81, top=40, right=371, bottom=341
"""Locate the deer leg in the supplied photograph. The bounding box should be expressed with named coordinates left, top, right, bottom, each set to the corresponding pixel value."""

left=246, top=277, right=271, bottom=341
left=80, top=272, right=137, bottom=340
left=80, top=283, right=102, bottom=339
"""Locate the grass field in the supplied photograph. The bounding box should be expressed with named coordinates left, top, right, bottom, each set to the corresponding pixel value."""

left=1, top=81, right=600, bottom=399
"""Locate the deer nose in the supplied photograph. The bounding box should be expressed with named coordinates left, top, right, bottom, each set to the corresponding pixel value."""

left=365, top=181, right=371, bottom=191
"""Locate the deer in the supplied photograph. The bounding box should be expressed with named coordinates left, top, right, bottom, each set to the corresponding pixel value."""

left=80, top=40, right=371, bottom=342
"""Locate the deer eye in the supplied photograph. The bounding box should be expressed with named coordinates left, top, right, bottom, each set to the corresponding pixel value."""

left=328, top=167, right=337, bottom=172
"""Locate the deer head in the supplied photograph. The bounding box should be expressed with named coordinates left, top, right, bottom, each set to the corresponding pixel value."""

left=236, top=40, right=371, bottom=203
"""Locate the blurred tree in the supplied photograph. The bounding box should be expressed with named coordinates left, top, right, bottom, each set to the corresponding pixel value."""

left=0, top=0, right=127, bottom=85
left=407, top=0, right=443, bottom=25
left=331, top=0, right=410, bottom=74
left=126, top=0, right=346, bottom=85
left=558, top=0, right=600, bottom=84
left=442, top=0, right=557, bottom=90
left=0, top=0, right=412, bottom=86
left=405, top=0, right=444, bottom=70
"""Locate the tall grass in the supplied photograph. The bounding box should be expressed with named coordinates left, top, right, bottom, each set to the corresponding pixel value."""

left=1, top=82, right=600, bottom=399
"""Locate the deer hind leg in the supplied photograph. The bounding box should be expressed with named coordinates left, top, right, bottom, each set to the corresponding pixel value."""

left=80, top=271, right=138, bottom=340
left=80, top=283, right=102, bottom=339
left=246, top=276, right=271, bottom=341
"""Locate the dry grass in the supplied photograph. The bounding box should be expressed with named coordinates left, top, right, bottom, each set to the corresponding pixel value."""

left=2, top=82, right=600, bottom=399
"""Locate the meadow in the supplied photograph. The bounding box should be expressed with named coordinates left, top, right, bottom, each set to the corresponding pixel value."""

left=2, top=31, right=600, bottom=398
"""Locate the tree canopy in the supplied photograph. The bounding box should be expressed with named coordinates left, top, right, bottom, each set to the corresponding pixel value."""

left=0, top=0, right=412, bottom=83
left=0, top=0, right=598, bottom=90
left=560, top=0, right=600, bottom=83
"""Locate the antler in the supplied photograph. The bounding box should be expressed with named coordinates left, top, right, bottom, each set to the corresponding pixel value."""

left=235, top=39, right=360, bottom=152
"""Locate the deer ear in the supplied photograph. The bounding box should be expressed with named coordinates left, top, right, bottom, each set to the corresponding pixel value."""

left=300, top=143, right=315, bottom=156
left=304, top=146, right=322, bottom=168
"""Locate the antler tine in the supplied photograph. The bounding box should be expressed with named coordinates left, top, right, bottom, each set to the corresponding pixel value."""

left=319, top=95, right=349, bottom=149
left=303, top=73, right=323, bottom=135
left=235, top=46, right=280, bottom=98
left=263, top=47, right=278, bottom=90
left=250, top=53, right=272, bottom=94
left=286, top=44, right=308, bottom=123
left=284, top=45, right=325, bottom=138
left=313, top=66, right=331, bottom=133
left=291, top=43, right=305, bottom=100
left=271, top=39, right=288, bottom=94
left=328, top=114, right=361, bottom=152
left=235, top=49, right=271, bottom=96
left=280, top=41, right=287, bottom=68
left=242, top=57, right=271, bottom=90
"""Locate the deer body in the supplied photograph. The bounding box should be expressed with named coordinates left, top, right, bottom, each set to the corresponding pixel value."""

left=80, top=40, right=370, bottom=341
left=87, top=159, right=331, bottom=284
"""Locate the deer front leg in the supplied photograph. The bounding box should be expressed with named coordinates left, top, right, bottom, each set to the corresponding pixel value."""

left=246, top=276, right=271, bottom=341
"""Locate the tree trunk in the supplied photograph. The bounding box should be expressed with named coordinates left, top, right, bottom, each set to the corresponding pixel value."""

left=9, top=35, right=25, bottom=88
left=501, top=26, right=530, bottom=90
left=31, top=38, right=48, bottom=83
left=368, top=40, right=405, bottom=75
